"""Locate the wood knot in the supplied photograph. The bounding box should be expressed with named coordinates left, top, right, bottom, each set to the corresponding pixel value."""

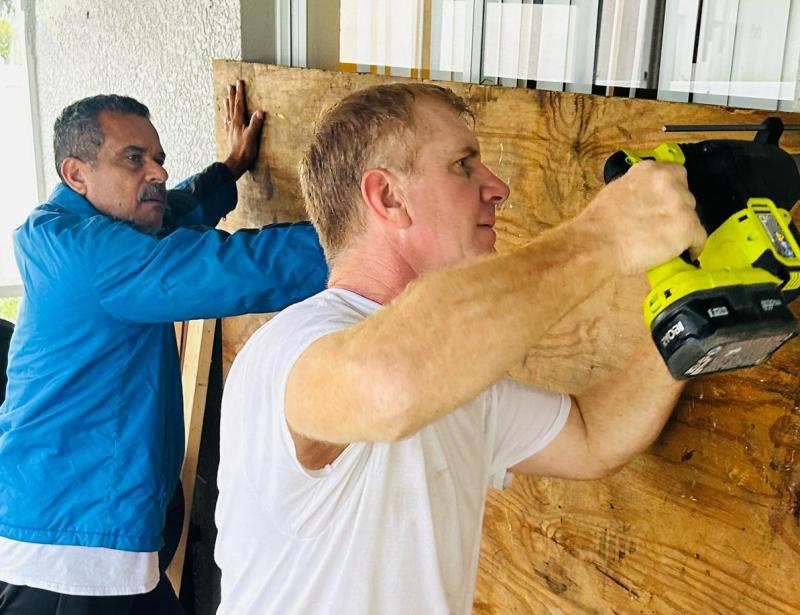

left=791, top=487, right=800, bottom=520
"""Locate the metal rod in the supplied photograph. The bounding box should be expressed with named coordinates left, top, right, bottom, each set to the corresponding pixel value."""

left=662, top=124, right=800, bottom=132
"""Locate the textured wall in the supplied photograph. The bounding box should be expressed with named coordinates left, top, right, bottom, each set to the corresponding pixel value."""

left=31, top=0, right=240, bottom=192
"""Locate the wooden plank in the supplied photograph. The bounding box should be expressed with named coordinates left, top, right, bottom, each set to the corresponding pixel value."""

left=421, top=0, right=432, bottom=80
left=166, top=318, right=216, bottom=594
left=213, top=61, right=800, bottom=613
left=174, top=321, right=186, bottom=362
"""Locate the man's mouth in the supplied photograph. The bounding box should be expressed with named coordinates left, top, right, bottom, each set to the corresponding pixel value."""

left=140, top=198, right=165, bottom=214
left=138, top=184, right=167, bottom=206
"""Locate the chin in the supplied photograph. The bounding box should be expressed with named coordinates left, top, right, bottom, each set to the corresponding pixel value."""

left=476, top=227, right=496, bottom=248
left=462, top=246, right=494, bottom=263
left=476, top=238, right=497, bottom=255
left=134, top=218, right=164, bottom=235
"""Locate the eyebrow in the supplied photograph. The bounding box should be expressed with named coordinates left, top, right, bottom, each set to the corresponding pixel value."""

left=453, top=145, right=480, bottom=159
left=119, top=145, right=145, bottom=156
left=119, top=145, right=166, bottom=161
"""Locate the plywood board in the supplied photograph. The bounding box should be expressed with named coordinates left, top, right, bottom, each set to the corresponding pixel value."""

left=213, top=61, right=800, bottom=613
left=167, top=318, right=216, bottom=594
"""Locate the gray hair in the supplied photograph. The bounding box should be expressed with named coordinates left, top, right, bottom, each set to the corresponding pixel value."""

left=53, top=94, right=150, bottom=180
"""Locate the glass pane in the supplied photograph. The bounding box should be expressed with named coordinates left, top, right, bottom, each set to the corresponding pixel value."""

left=339, top=0, right=479, bottom=81
left=340, top=0, right=423, bottom=72
left=481, top=0, right=592, bottom=86
left=335, top=0, right=800, bottom=109
left=0, top=0, right=37, bottom=290
left=594, top=0, right=659, bottom=89
left=728, top=0, right=792, bottom=107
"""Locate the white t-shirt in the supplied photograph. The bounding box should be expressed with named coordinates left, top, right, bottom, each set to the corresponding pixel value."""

left=215, top=288, right=570, bottom=615
left=0, top=537, right=157, bottom=596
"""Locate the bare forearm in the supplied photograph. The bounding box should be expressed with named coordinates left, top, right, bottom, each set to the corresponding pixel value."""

left=517, top=274, right=650, bottom=394
left=573, top=339, right=684, bottom=473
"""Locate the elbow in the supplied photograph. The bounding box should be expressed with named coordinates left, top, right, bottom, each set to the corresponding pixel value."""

left=580, top=444, right=644, bottom=480
left=369, top=388, right=422, bottom=443
left=360, top=364, right=424, bottom=443
left=374, top=419, right=416, bottom=444
left=578, top=459, right=625, bottom=480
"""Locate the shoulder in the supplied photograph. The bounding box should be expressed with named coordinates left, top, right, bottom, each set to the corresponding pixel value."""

left=15, top=205, right=105, bottom=262
left=263, top=288, right=375, bottom=338
left=244, top=288, right=371, bottom=355
left=20, top=203, right=138, bottom=244
left=227, top=289, right=375, bottom=391
left=21, top=203, right=85, bottom=235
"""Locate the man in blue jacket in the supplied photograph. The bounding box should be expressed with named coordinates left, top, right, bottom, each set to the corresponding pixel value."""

left=0, top=81, right=327, bottom=614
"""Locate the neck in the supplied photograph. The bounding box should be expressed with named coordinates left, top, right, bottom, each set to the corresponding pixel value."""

left=328, top=238, right=417, bottom=305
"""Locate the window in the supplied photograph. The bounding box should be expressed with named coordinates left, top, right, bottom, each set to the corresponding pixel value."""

left=0, top=0, right=40, bottom=318
left=337, top=0, right=800, bottom=111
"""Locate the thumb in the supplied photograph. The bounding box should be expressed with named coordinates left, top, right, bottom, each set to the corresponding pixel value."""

left=244, top=111, right=265, bottom=140
left=249, top=110, right=265, bottom=129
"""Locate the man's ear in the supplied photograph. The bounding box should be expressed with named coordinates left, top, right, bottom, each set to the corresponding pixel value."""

left=360, top=168, right=412, bottom=229
left=60, top=157, right=90, bottom=195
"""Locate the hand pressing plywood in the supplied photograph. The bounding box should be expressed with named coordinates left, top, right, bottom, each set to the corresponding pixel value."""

left=213, top=60, right=800, bottom=614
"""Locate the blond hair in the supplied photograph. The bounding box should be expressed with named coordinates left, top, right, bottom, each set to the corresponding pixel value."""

left=299, top=82, right=473, bottom=261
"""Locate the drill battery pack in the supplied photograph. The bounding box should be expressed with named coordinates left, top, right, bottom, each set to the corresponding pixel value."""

left=649, top=283, right=796, bottom=378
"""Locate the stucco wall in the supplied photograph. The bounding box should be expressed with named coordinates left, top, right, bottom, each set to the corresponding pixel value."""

left=31, top=0, right=241, bottom=192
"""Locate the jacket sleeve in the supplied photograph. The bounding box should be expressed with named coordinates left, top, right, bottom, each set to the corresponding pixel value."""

left=84, top=217, right=328, bottom=323
left=161, top=162, right=238, bottom=231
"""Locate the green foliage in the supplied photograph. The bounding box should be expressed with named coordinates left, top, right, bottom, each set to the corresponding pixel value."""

left=0, top=297, right=19, bottom=323
left=0, top=0, right=14, bottom=63
left=0, top=18, right=11, bottom=63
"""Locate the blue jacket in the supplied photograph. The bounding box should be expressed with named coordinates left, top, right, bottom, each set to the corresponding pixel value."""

left=0, top=163, right=327, bottom=551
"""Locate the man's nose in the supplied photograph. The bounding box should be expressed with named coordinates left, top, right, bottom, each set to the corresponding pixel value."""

left=146, top=160, right=168, bottom=184
left=481, top=166, right=510, bottom=206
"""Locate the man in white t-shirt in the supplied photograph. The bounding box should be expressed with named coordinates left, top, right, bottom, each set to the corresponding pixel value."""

left=215, top=83, right=706, bottom=614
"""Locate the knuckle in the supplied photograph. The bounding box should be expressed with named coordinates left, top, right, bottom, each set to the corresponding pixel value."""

left=673, top=164, right=688, bottom=179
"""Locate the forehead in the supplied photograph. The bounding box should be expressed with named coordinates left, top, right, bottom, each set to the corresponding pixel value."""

left=412, top=97, right=477, bottom=160
left=97, top=111, right=161, bottom=151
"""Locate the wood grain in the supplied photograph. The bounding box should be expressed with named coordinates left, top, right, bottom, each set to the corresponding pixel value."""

left=213, top=61, right=800, bottom=614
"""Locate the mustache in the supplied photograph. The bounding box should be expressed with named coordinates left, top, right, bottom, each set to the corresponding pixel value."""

left=138, top=183, right=167, bottom=203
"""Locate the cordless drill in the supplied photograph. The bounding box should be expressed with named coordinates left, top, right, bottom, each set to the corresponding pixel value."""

left=604, top=117, right=800, bottom=379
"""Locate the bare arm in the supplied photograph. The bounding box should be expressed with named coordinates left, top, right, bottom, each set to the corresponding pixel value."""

left=286, top=162, right=704, bottom=465
left=509, top=338, right=683, bottom=479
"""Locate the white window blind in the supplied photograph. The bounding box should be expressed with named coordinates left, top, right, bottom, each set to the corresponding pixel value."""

left=337, top=0, right=800, bottom=111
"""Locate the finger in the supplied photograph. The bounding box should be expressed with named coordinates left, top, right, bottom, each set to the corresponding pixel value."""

left=687, top=222, right=707, bottom=261
left=243, top=111, right=265, bottom=141
left=227, top=85, right=235, bottom=119
left=664, top=161, right=688, bottom=181
left=250, top=110, right=265, bottom=129
left=234, top=79, right=245, bottom=121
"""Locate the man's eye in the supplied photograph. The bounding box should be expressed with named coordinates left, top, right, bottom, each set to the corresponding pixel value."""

left=457, top=158, right=469, bottom=170
left=127, top=154, right=142, bottom=163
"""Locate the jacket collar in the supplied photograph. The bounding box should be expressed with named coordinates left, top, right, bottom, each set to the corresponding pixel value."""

left=48, top=183, right=101, bottom=217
